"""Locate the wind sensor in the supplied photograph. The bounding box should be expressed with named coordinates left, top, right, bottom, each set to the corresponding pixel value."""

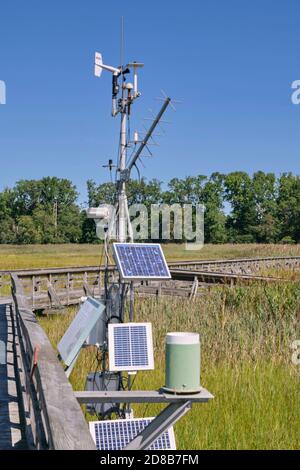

left=93, top=49, right=173, bottom=243
left=67, top=26, right=214, bottom=451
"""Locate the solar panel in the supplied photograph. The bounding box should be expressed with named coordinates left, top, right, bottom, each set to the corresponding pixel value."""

left=112, top=243, right=171, bottom=281
left=89, top=418, right=176, bottom=450
left=57, top=297, right=105, bottom=367
left=108, top=323, right=154, bottom=372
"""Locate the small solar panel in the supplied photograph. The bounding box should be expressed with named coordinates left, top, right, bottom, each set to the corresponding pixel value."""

left=113, top=243, right=171, bottom=281
left=57, top=297, right=105, bottom=367
left=108, top=323, right=154, bottom=372
left=89, top=418, right=176, bottom=450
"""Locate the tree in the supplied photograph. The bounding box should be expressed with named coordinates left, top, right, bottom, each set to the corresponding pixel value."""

left=58, top=206, right=82, bottom=243
left=87, top=180, right=115, bottom=207
left=0, top=189, right=16, bottom=243
left=2, top=171, right=300, bottom=245
left=164, top=175, right=206, bottom=205
left=0, top=216, right=16, bottom=243
left=225, top=172, right=257, bottom=242
left=17, top=216, right=41, bottom=244
left=202, top=173, right=227, bottom=243
left=251, top=171, right=279, bottom=242
left=276, top=173, right=300, bottom=242
left=11, top=177, right=81, bottom=243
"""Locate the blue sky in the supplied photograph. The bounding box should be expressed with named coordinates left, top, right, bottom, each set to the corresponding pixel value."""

left=1, top=0, right=300, bottom=206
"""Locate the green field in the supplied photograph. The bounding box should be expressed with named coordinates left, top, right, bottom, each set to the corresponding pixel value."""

left=2, top=243, right=300, bottom=449
left=1, top=243, right=300, bottom=270
left=39, top=280, right=300, bottom=450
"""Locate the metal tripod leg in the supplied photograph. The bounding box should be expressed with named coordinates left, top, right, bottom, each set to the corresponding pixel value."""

left=124, top=400, right=192, bottom=450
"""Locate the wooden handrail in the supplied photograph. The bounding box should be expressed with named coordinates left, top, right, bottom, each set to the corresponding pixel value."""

left=11, top=274, right=96, bottom=450
left=1, top=254, right=300, bottom=277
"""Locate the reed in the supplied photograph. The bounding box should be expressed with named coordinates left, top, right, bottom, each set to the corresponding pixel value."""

left=38, top=281, right=300, bottom=449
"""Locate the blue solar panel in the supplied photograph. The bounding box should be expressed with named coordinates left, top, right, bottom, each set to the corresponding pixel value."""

left=90, top=418, right=176, bottom=450
left=113, top=243, right=171, bottom=280
left=108, top=323, right=154, bottom=371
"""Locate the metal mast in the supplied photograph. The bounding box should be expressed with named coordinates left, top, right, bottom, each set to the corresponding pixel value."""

left=118, top=80, right=129, bottom=242
left=93, top=50, right=172, bottom=243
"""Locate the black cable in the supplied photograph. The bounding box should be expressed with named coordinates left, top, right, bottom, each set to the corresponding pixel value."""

left=106, top=315, right=123, bottom=325
left=120, top=283, right=129, bottom=321
left=133, top=162, right=141, bottom=182
left=128, top=373, right=137, bottom=391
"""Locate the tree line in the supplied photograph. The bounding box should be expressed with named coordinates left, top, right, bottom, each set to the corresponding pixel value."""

left=0, top=172, right=299, bottom=244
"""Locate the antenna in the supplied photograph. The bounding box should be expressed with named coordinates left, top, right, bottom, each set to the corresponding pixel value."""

left=102, top=159, right=116, bottom=182
left=120, top=16, right=124, bottom=71
left=93, top=31, right=173, bottom=243
left=126, top=97, right=171, bottom=175
left=84, top=26, right=214, bottom=446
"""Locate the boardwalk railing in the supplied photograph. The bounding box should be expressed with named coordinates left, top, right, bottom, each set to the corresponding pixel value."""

left=5, top=257, right=290, bottom=310
left=11, top=274, right=96, bottom=450
left=9, top=266, right=198, bottom=309
left=14, top=266, right=116, bottom=310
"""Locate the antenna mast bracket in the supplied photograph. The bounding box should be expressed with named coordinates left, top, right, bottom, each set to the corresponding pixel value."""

left=119, top=169, right=130, bottom=183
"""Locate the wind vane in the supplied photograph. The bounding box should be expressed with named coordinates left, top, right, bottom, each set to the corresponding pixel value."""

left=89, top=40, right=175, bottom=243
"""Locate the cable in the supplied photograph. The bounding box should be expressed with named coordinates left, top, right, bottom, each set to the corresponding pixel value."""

left=120, top=283, right=129, bottom=321
left=133, top=162, right=141, bottom=182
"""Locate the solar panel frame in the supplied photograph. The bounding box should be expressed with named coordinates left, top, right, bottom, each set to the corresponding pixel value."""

left=57, top=297, right=105, bottom=367
left=108, top=322, right=154, bottom=372
left=113, top=243, right=171, bottom=281
left=89, top=418, right=176, bottom=450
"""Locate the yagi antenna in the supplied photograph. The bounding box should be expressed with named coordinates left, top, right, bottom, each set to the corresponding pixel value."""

left=93, top=37, right=174, bottom=242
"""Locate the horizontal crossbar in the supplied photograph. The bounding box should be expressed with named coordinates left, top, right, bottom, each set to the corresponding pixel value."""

left=74, top=388, right=213, bottom=404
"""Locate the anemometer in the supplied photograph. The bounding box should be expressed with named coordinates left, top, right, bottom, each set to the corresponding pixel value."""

left=88, top=46, right=173, bottom=244
left=57, top=23, right=212, bottom=450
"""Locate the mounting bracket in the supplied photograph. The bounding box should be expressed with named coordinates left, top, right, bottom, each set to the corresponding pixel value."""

left=75, top=388, right=213, bottom=450
left=119, top=169, right=130, bottom=183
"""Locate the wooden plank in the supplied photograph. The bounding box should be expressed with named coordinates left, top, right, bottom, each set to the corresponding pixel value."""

left=0, top=303, right=26, bottom=449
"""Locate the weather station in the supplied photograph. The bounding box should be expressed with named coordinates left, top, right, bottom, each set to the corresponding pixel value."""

left=57, top=26, right=214, bottom=451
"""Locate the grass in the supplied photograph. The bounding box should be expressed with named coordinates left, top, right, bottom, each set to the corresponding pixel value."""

left=2, top=243, right=299, bottom=448
left=38, top=281, right=300, bottom=450
left=0, top=243, right=300, bottom=270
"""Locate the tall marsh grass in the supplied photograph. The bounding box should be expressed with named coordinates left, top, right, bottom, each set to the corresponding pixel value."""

left=38, top=281, right=300, bottom=449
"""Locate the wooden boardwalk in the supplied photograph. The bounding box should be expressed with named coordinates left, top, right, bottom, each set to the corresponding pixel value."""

left=0, top=300, right=27, bottom=449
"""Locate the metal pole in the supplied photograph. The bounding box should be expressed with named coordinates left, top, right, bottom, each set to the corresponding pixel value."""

left=129, top=281, right=134, bottom=322
left=125, top=400, right=192, bottom=450
left=118, top=88, right=127, bottom=242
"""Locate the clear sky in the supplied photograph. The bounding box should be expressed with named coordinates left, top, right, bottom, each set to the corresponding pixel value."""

left=1, top=0, right=300, bottom=206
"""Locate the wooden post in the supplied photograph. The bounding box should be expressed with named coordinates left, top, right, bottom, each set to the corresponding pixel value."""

left=32, top=275, right=35, bottom=309
left=67, top=272, right=70, bottom=305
